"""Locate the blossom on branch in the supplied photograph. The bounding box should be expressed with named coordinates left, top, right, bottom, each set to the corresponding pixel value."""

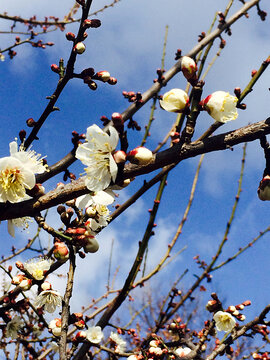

left=201, top=91, right=238, bottom=123
left=34, top=287, right=62, bottom=313
left=75, top=125, right=119, bottom=192
left=110, top=331, right=127, bottom=353
left=5, top=316, right=23, bottom=339
left=24, top=257, right=53, bottom=281
left=181, top=56, right=197, bottom=80
left=0, top=141, right=46, bottom=203
left=49, top=318, right=62, bottom=337
left=159, top=88, right=189, bottom=113
left=85, top=326, right=104, bottom=343
left=213, top=310, right=236, bottom=332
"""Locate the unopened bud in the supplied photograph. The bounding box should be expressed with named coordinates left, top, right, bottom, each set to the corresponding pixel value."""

left=127, top=146, right=153, bottom=165
left=108, top=77, right=117, bottom=85
left=66, top=32, right=76, bottom=41
left=41, top=281, right=52, bottom=291
left=84, top=237, right=99, bottom=253
left=96, top=70, right=110, bottom=82
left=19, top=129, right=27, bottom=142
left=88, top=81, right=97, bottom=90
left=113, top=150, right=126, bottom=164
left=83, top=19, right=101, bottom=28
left=251, top=69, right=257, bottom=77
left=53, top=242, right=69, bottom=261
left=51, top=64, right=60, bottom=73
left=74, top=42, right=86, bottom=54
left=26, top=118, right=36, bottom=127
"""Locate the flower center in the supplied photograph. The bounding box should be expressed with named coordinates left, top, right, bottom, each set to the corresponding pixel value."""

left=33, top=269, right=44, bottom=280
left=0, top=167, right=26, bottom=201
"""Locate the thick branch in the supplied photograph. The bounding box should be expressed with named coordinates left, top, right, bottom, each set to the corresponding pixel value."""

left=0, top=118, right=269, bottom=221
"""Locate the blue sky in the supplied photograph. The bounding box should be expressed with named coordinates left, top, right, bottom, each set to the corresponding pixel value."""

left=1, top=0, right=270, bottom=344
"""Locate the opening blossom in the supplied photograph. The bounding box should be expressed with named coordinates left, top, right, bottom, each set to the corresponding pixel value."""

left=76, top=125, right=119, bottom=192
left=85, top=326, right=104, bottom=344
left=24, top=257, right=53, bottom=281
left=201, top=91, right=238, bottom=123
left=181, top=56, right=197, bottom=80
left=34, top=282, right=62, bottom=313
left=0, top=141, right=47, bottom=203
left=5, top=316, right=23, bottom=339
left=159, top=89, right=189, bottom=113
left=213, top=311, right=236, bottom=332
left=110, top=332, right=127, bottom=353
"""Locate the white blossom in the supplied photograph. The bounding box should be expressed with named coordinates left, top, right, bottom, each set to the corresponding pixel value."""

left=110, top=331, right=127, bottom=353
left=34, top=289, right=62, bottom=313
left=0, top=141, right=46, bottom=203
left=24, top=257, right=53, bottom=281
left=213, top=311, right=236, bottom=332
left=85, top=326, right=104, bottom=344
left=175, top=347, right=192, bottom=357
left=76, top=125, right=119, bottom=192
left=7, top=216, right=31, bottom=237
left=202, top=91, right=238, bottom=123
left=159, top=89, right=189, bottom=113
left=181, top=56, right=197, bottom=80
left=6, top=316, right=23, bottom=339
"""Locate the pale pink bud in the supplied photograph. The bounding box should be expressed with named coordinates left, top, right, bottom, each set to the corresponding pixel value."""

left=19, top=278, right=32, bottom=291
left=149, top=347, right=163, bottom=356
left=181, top=56, right=197, bottom=80
left=75, top=330, right=87, bottom=341
left=53, top=242, right=69, bottom=261
left=127, top=146, right=153, bottom=165
left=149, top=340, right=159, bottom=348
left=96, top=71, right=110, bottom=82
left=113, top=150, right=127, bottom=164
left=74, top=42, right=86, bottom=54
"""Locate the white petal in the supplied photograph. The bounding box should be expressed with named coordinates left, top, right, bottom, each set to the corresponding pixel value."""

left=75, top=194, right=93, bottom=209
left=92, top=190, right=115, bottom=205
left=107, top=126, right=119, bottom=150
left=109, top=154, right=118, bottom=182
left=9, top=141, right=18, bottom=156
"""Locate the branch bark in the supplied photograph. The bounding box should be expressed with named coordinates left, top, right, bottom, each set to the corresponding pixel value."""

left=0, top=117, right=269, bottom=221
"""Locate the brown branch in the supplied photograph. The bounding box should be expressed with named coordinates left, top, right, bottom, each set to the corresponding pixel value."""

left=1, top=117, right=270, bottom=221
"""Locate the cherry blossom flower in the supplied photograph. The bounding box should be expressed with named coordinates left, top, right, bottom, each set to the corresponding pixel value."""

left=75, top=125, right=119, bottom=192
left=85, top=326, right=104, bottom=343
left=201, top=91, right=238, bottom=123
left=34, top=288, right=62, bottom=313
left=159, top=89, right=189, bottom=113
left=0, top=141, right=46, bottom=203
left=5, top=316, right=23, bottom=339
left=213, top=310, right=236, bottom=332
left=110, top=331, right=127, bottom=353
left=258, top=175, right=270, bottom=201
left=24, top=257, right=53, bottom=281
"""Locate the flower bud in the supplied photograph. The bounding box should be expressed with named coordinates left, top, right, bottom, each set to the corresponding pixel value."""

left=200, top=91, right=238, bottom=123
left=41, top=281, right=52, bottom=291
left=74, top=42, right=86, bottom=54
left=181, top=56, right=197, bottom=80
left=81, top=67, right=95, bottom=77
left=159, top=89, right=189, bottom=113
left=53, top=242, right=69, bottom=261
left=83, top=237, right=99, bottom=253
left=96, top=71, right=110, bottom=82
left=66, top=32, right=76, bottom=41
left=108, top=77, right=117, bottom=85
left=26, top=118, right=36, bottom=127
left=75, top=330, right=87, bottom=341
left=83, top=19, right=101, bottom=28
left=258, top=175, right=270, bottom=201
left=127, top=147, right=153, bottom=165
left=113, top=150, right=127, bottom=164
left=88, top=81, right=97, bottom=90
left=51, top=64, right=60, bottom=73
